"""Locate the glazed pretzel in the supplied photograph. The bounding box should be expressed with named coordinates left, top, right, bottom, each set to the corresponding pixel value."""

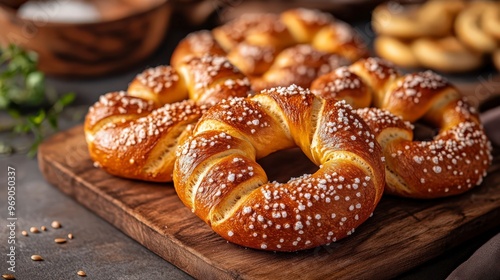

left=311, top=57, right=492, bottom=198
left=84, top=55, right=252, bottom=182
left=171, top=8, right=368, bottom=91
left=173, top=85, right=385, bottom=251
left=84, top=8, right=368, bottom=182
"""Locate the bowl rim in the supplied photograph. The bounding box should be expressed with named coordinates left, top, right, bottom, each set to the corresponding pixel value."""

left=0, top=0, right=170, bottom=27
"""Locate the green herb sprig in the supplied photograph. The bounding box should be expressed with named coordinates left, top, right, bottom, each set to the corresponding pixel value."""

left=0, top=44, right=75, bottom=157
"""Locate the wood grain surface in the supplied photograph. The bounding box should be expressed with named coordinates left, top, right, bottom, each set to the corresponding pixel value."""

left=38, top=125, right=500, bottom=280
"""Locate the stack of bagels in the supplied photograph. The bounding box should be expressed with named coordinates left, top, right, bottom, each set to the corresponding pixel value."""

left=372, top=0, right=500, bottom=73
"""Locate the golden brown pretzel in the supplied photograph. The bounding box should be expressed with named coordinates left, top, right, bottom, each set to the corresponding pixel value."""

left=372, top=0, right=500, bottom=73
left=173, top=85, right=385, bottom=251
left=84, top=55, right=252, bottom=182
left=371, top=1, right=463, bottom=40
left=171, top=8, right=367, bottom=91
left=455, top=1, right=499, bottom=54
left=311, top=57, right=492, bottom=198
left=373, top=35, right=484, bottom=73
left=85, top=8, right=367, bottom=182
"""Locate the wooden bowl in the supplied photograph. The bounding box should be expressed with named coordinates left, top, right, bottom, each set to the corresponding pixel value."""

left=0, top=0, right=171, bottom=77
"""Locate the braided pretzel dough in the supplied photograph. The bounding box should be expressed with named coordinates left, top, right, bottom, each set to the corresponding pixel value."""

left=85, top=9, right=368, bottom=181
left=171, top=8, right=367, bottom=91
left=84, top=55, right=252, bottom=182
left=311, top=58, right=492, bottom=198
left=173, top=85, right=385, bottom=251
left=411, top=37, right=484, bottom=73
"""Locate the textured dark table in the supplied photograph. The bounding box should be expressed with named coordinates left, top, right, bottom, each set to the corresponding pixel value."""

left=1, top=12, right=500, bottom=280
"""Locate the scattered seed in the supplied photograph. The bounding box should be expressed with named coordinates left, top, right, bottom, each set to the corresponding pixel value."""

left=51, top=221, right=61, bottom=229
left=2, top=274, right=15, bottom=280
left=30, top=227, right=40, bottom=233
left=68, top=233, right=74, bottom=239
left=31, top=255, right=43, bottom=261
left=77, top=270, right=86, bottom=277
left=41, top=226, right=47, bottom=231
left=21, top=231, right=28, bottom=236
left=54, top=238, right=67, bottom=244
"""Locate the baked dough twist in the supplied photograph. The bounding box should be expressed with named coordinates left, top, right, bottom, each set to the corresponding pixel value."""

left=311, top=57, right=492, bottom=198
left=84, top=55, right=252, bottom=182
left=373, top=0, right=500, bottom=73
left=173, top=85, right=385, bottom=251
left=455, top=1, right=499, bottom=54
left=171, top=8, right=368, bottom=91
left=84, top=8, right=368, bottom=182
left=372, top=1, right=464, bottom=39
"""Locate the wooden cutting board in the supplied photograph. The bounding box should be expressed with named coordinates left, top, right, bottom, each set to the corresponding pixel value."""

left=38, top=125, right=500, bottom=280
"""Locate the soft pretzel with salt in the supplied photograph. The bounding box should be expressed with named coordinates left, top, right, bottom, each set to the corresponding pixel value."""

left=311, top=58, right=492, bottom=198
left=84, top=8, right=368, bottom=182
left=84, top=55, right=252, bottom=182
left=173, top=85, right=385, bottom=251
left=171, top=8, right=367, bottom=91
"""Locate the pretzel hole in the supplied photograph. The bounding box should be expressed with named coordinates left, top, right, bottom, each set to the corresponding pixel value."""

left=413, top=121, right=439, bottom=141
left=258, top=147, right=318, bottom=183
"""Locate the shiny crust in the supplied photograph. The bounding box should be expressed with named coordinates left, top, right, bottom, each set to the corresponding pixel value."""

left=170, top=30, right=226, bottom=69
left=176, top=55, right=252, bottom=105
left=86, top=8, right=367, bottom=183
left=311, top=57, right=492, bottom=199
left=250, top=44, right=350, bottom=91
left=127, top=66, right=188, bottom=105
left=311, top=22, right=370, bottom=62
left=84, top=55, right=252, bottom=182
left=173, top=85, right=385, bottom=251
left=173, top=8, right=367, bottom=87
left=311, top=66, right=372, bottom=109
left=85, top=93, right=206, bottom=182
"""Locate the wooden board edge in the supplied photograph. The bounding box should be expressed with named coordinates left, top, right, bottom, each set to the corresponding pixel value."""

left=37, top=135, right=236, bottom=280
left=36, top=126, right=500, bottom=280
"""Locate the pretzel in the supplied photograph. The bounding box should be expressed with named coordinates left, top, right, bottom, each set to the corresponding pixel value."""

left=311, top=57, right=492, bottom=198
left=455, top=1, right=499, bottom=54
left=374, top=36, right=484, bottom=73
left=173, top=85, right=385, bottom=251
left=373, top=36, right=420, bottom=69
left=372, top=0, right=499, bottom=73
left=171, top=8, right=367, bottom=91
left=84, top=55, right=252, bottom=182
left=371, top=1, right=463, bottom=40
left=411, top=37, right=484, bottom=73
left=84, top=9, right=368, bottom=181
